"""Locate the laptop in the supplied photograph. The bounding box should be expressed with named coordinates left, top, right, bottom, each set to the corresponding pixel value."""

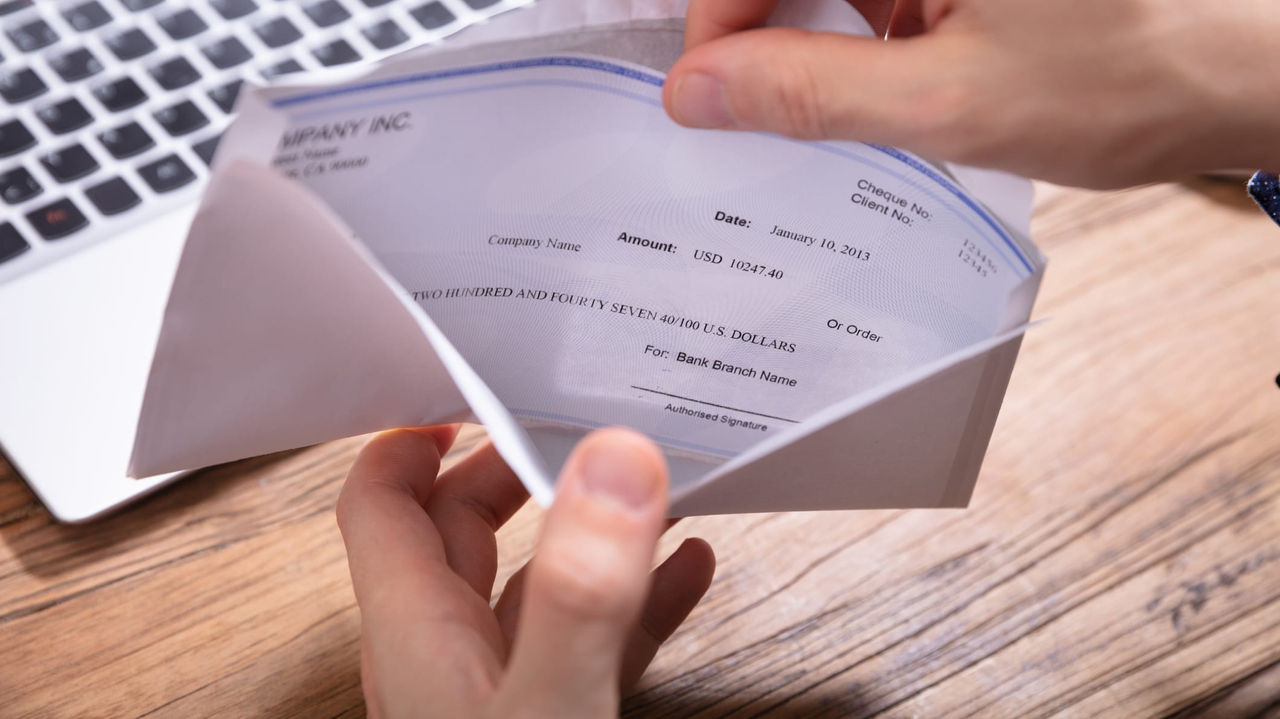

left=0, top=0, right=525, bottom=522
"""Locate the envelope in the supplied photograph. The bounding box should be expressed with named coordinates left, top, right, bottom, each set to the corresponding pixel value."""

left=129, top=0, right=1045, bottom=515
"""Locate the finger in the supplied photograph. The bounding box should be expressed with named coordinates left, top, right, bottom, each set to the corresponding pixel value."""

left=495, top=428, right=668, bottom=717
left=888, top=0, right=933, bottom=37
left=492, top=519, right=688, bottom=646
left=683, top=0, right=780, bottom=49
left=665, top=27, right=948, bottom=148
left=685, top=0, right=903, bottom=47
left=849, top=0, right=899, bottom=36
left=620, top=538, right=717, bottom=692
left=338, top=427, right=456, bottom=597
left=493, top=564, right=528, bottom=644
left=685, top=0, right=900, bottom=46
left=336, top=428, right=504, bottom=706
left=426, top=441, right=530, bottom=599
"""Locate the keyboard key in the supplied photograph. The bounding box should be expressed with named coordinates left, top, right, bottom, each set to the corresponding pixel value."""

left=154, top=100, right=208, bottom=136
left=362, top=19, right=408, bottom=50
left=37, top=98, right=93, bottom=134
left=303, top=0, right=349, bottom=27
left=64, top=1, right=112, bottom=31
left=8, top=18, right=58, bottom=52
left=93, top=77, right=147, bottom=111
left=41, top=144, right=100, bottom=183
left=40, top=144, right=100, bottom=185
left=263, top=58, right=304, bottom=78
left=359, top=0, right=394, bottom=6
left=98, top=121, right=154, bottom=158
left=0, top=68, right=47, bottom=103
left=313, top=39, right=360, bottom=66
left=26, top=198, right=88, bottom=240
left=106, top=27, right=157, bottom=61
left=210, top=0, right=257, bottom=19
left=410, top=2, right=454, bottom=30
left=149, top=57, right=201, bottom=90
left=463, top=0, right=500, bottom=7
left=192, top=134, right=221, bottom=165
left=254, top=17, right=301, bottom=48
left=0, top=119, right=35, bottom=157
left=138, top=154, right=195, bottom=193
left=158, top=9, right=209, bottom=40
left=49, top=48, right=104, bottom=82
left=0, top=166, right=41, bottom=205
left=0, top=223, right=29, bottom=264
left=0, top=1, right=33, bottom=17
left=121, top=0, right=163, bottom=10
left=85, top=177, right=141, bottom=216
left=208, top=80, right=243, bottom=113
left=202, top=36, right=251, bottom=69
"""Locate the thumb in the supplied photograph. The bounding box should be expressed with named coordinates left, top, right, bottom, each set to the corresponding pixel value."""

left=496, top=428, right=668, bottom=717
left=664, top=27, right=946, bottom=147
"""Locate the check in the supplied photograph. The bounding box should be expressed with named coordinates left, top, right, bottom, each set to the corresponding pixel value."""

left=130, top=6, right=1046, bottom=515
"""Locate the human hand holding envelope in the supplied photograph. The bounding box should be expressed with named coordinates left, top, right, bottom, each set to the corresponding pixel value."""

left=129, top=0, right=1045, bottom=516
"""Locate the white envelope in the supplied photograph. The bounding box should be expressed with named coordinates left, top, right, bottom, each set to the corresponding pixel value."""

left=129, top=0, right=1045, bottom=515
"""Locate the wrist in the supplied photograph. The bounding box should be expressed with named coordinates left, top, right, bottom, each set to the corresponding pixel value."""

left=1159, top=1, right=1280, bottom=174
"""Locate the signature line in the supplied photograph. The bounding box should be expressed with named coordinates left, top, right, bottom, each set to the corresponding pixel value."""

left=630, top=386, right=799, bottom=424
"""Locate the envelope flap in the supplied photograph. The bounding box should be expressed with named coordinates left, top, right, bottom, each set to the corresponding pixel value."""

left=671, top=327, right=1029, bottom=515
left=129, top=161, right=468, bottom=477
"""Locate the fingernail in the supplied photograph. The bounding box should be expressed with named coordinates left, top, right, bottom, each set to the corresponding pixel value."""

left=671, top=73, right=734, bottom=129
left=578, top=436, right=660, bottom=512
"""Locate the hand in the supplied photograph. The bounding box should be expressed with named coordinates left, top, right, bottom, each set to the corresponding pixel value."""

left=664, top=0, right=1280, bottom=188
left=336, top=426, right=716, bottom=719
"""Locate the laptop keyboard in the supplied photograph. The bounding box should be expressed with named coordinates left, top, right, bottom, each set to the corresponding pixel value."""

left=0, top=0, right=523, bottom=279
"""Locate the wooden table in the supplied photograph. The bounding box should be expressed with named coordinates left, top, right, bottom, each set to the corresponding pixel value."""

left=3, top=179, right=1279, bottom=718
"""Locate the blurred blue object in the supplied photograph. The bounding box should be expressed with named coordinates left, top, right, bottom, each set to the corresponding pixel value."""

left=1248, top=171, right=1280, bottom=227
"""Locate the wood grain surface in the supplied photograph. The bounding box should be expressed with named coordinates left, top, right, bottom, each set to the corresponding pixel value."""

left=2, top=178, right=1279, bottom=718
